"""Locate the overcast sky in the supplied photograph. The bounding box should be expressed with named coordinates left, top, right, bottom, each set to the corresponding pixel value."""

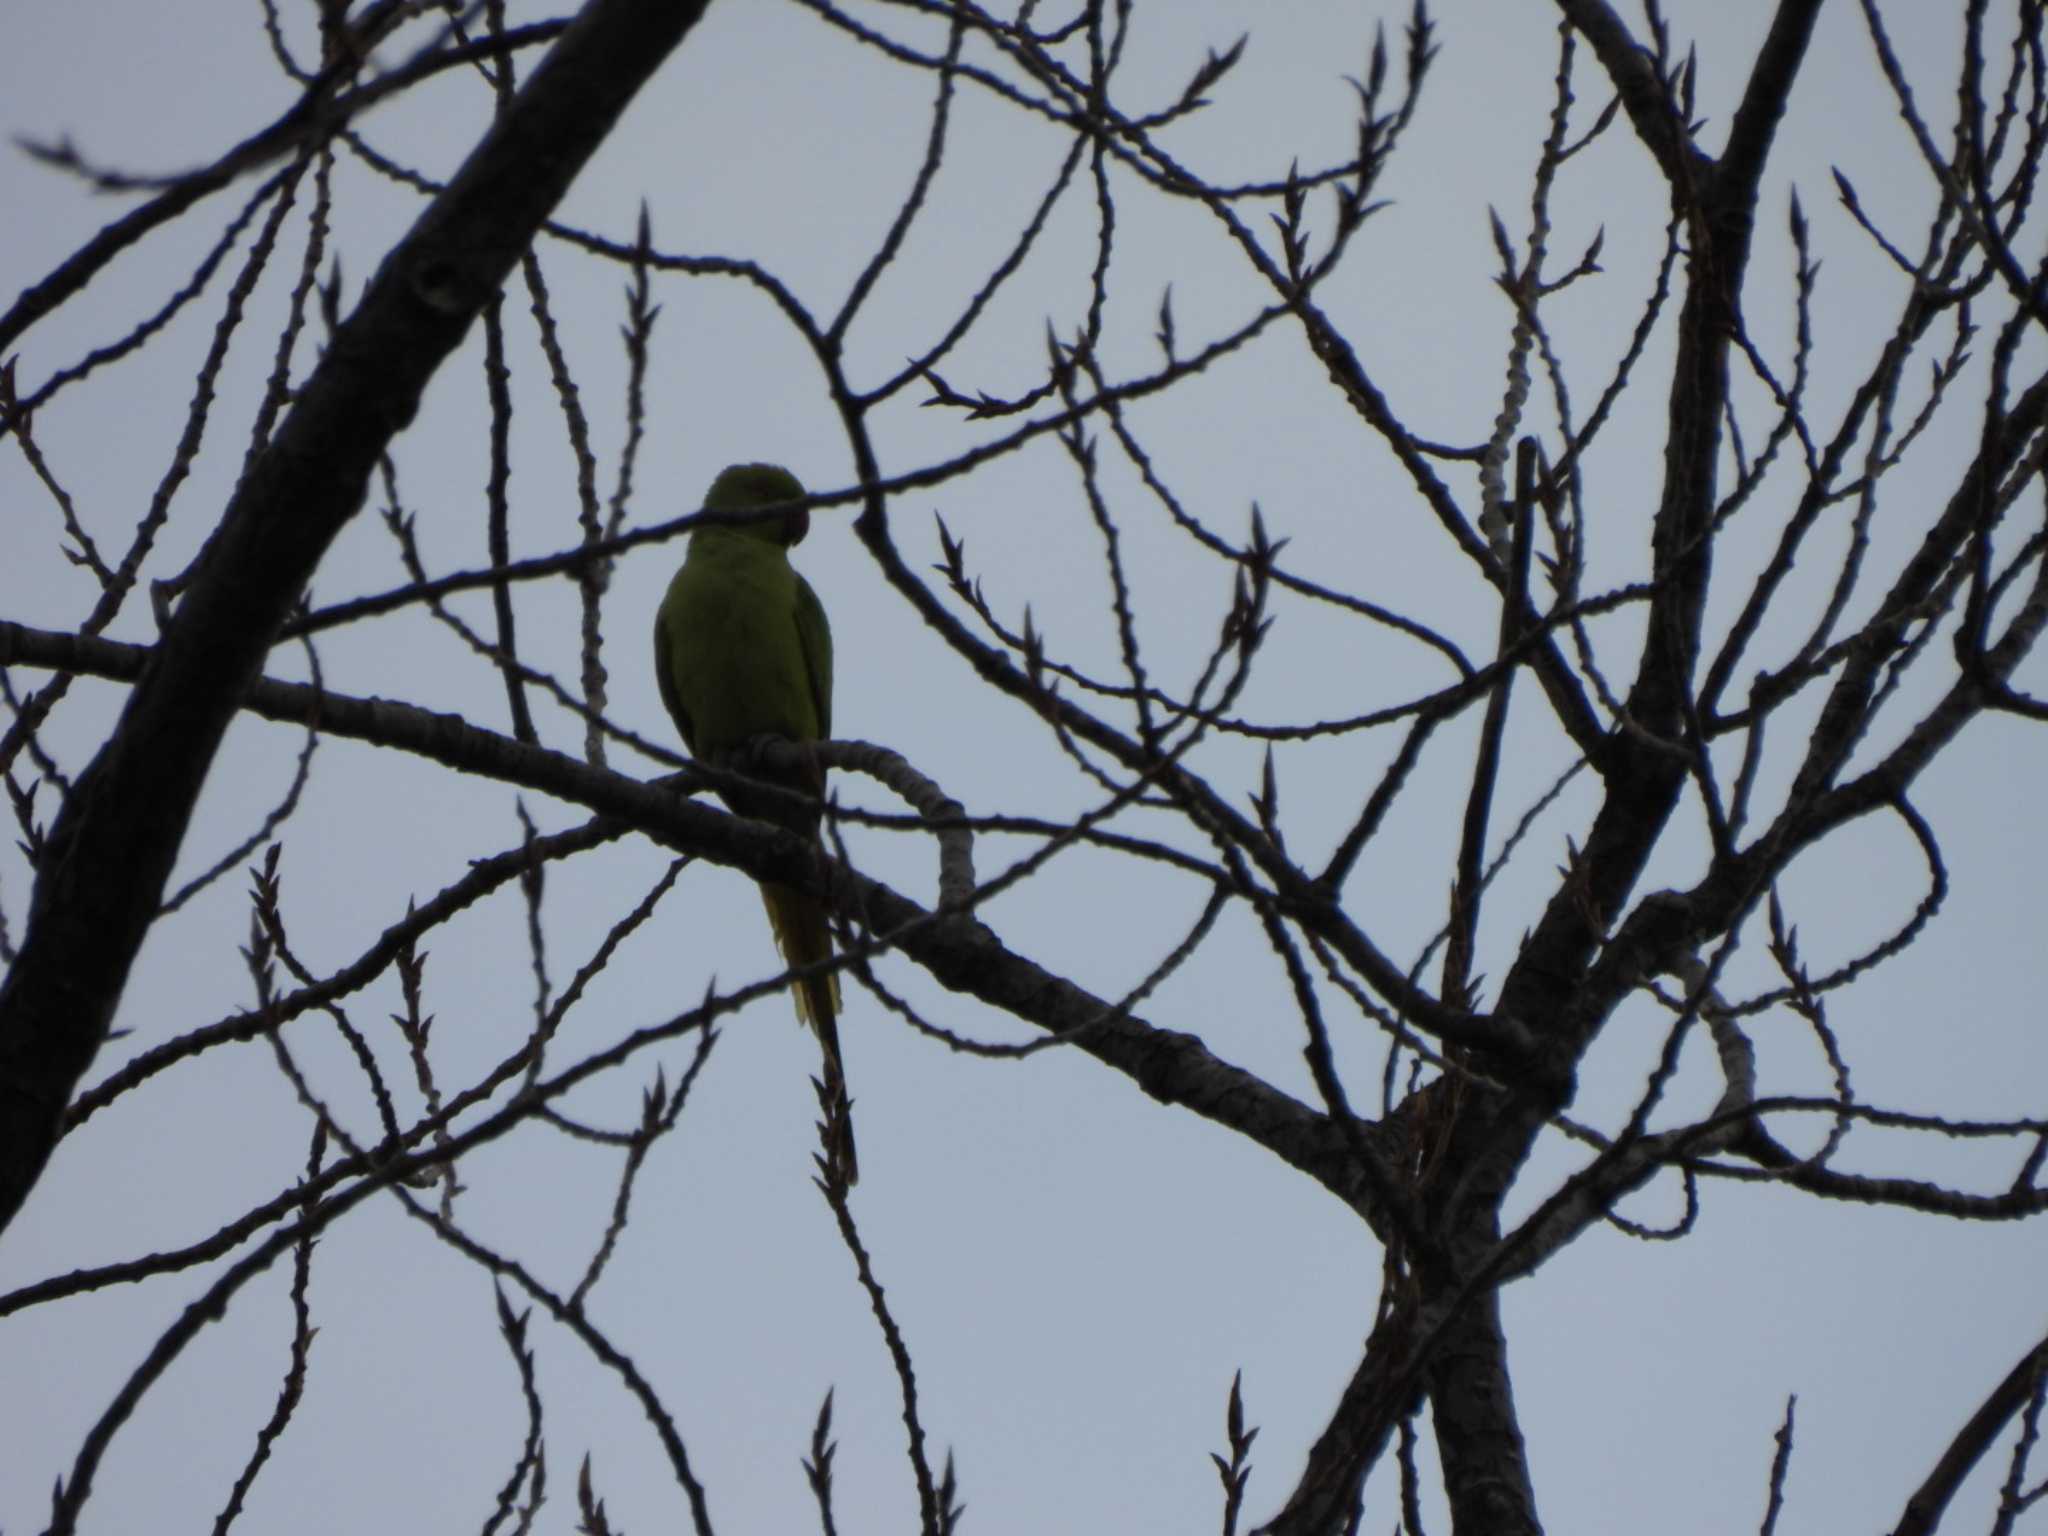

left=3, top=4, right=2045, bottom=1534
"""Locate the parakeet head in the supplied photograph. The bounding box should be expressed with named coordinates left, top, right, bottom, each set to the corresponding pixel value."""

left=703, top=462, right=810, bottom=546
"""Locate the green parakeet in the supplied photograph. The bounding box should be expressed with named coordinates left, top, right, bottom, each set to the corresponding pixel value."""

left=654, top=463, right=855, bottom=1183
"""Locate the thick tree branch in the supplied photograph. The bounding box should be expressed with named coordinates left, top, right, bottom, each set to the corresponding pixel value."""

left=1475, top=0, right=1829, bottom=1132
left=0, top=621, right=1384, bottom=1217
left=1718, top=1, right=1827, bottom=201
left=1550, top=0, right=1708, bottom=190
left=1255, top=1294, right=1424, bottom=1536
left=1893, top=1330, right=2048, bottom=1536
left=0, top=0, right=714, bottom=1240
left=1426, top=1291, right=1541, bottom=1536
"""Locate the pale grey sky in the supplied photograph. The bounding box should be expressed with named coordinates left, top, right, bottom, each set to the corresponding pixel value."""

left=3, top=4, right=2044, bottom=1534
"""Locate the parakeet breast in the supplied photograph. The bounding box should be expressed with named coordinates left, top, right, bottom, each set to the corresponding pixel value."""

left=659, top=532, right=823, bottom=758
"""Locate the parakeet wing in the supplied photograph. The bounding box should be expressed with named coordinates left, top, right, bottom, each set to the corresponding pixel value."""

left=651, top=604, right=696, bottom=754
left=794, top=571, right=832, bottom=746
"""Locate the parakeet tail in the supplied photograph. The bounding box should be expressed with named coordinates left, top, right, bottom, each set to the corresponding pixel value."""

left=760, top=880, right=857, bottom=1185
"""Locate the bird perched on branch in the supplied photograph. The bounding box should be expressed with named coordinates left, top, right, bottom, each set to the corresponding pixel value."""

left=653, top=463, right=855, bottom=1184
